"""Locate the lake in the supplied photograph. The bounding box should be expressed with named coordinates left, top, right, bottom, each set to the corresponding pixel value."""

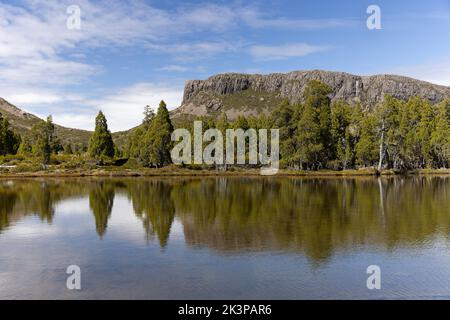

left=0, top=176, right=449, bottom=299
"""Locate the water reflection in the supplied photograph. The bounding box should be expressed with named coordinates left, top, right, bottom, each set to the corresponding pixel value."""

left=0, top=176, right=449, bottom=263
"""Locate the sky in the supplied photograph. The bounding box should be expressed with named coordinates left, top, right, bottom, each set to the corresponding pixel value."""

left=0, top=0, right=449, bottom=132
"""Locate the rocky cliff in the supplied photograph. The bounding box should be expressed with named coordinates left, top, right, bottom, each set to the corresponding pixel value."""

left=173, top=70, right=450, bottom=119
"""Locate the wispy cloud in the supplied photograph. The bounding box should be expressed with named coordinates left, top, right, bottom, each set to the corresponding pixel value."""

left=73, top=83, right=183, bottom=132
left=240, top=7, right=355, bottom=29
left=157, top=65, right=190, bottom=72
left=0, top=0, right=353, bottom=130
left=389, top=60, right=450, bottom=86
left=157, top=65, right=207, bottom=73
left=249, top=43, right=331, bottom=61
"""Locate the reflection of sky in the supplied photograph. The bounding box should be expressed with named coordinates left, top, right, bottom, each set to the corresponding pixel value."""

left=1, top=195, right=450, bottom=299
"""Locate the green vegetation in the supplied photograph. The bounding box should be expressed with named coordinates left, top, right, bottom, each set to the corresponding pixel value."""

left=262, top=81, right=450, bottom=171
left=125, top=101, right=173, bottom=167
left=88, top=111, right=115, bottom=161
left=0, top=112, right=21, bottom=156
left=0, top=80, right=449, bottom=175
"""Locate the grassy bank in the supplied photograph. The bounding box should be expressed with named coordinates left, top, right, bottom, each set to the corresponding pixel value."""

left=1, top=154, right=449, bottom=178
left=1, top=165, right=449, bottom=178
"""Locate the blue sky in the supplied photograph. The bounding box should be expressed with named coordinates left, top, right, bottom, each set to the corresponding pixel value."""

left=0, top=0, right=449, bottom=131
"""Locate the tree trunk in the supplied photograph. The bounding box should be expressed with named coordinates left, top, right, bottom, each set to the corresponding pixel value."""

left=377, top=121, right=386, bottom=171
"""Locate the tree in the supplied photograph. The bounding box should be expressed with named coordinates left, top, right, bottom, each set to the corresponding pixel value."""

left=270, top=99, right=300, bottom=167
left=295, top=81, right=332, bottom=170
left=125, top=126, right=144, bottom=159
left=143, top=105, right=155, bottom=128
left=31, top=116, right=55, bottom=165
left=18, top=134, right=33, bottom=155
left=430, top=100, right=450, bottom=168
left=355, top=113, right=378, bottom=167
left=0, top=113, right=21, bottom=156
left=331, top=100, right=353, bottom=169
left=141, top=101, right=173, bottom=167
left=88, top=111, right=115, bottom=160
left=398, top=97, right=423, bottom=169
left=416, top=98, right=436, bottom=168
left=374, top=95, right=399, bottom=170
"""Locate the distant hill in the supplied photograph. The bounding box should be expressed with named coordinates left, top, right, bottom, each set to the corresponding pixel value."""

left=172, top=70, right=450, bottom=120
left=0, top=97, right=92, bottom=148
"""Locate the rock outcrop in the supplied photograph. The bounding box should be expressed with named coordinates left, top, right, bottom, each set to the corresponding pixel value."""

left=174, top=70, right=450, bottom=119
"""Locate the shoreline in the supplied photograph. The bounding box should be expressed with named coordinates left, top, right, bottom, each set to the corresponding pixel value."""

left=0, top=167, right=449, bottom=178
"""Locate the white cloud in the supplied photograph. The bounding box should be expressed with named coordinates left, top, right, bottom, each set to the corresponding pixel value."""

left=179, top=4, right=237, bottom=32
left=240, top=8, right=355, bottom=29
left=147, top=41, right=239, bottom=60
left=52, top=82, right=184, bottom=132
left=93, top=83, right=183, bottom=132
left=5, top=92, right=63, bottom=105
left=158, top=65, right=190, bottom=72
left=249, top=43, right=330, bottom=61
left=389, top=60, right=450, bottom=86
left=0, top=1, right=348, bottom=131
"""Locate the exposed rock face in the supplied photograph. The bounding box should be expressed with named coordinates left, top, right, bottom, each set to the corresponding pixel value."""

left=175, top=70, right=450, bottom=119
left=0, top=97, right=93, bottom=146
left=0, top=97, right=38, bottom=121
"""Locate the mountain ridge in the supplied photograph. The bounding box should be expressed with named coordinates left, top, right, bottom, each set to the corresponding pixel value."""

left=173, top=70, right=450, bottom=119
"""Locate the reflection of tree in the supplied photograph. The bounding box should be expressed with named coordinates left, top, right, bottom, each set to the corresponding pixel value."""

left=172, top=176, right=450, bottom=264
left=0, top=179, right=85, bottom=232
left=0, top=186, right=17, bottom=231
left=125, top=180, right=175, bottom=248
left=0, top=177, right=449, bottom=264
left=89, top=181, right=115, bottom=237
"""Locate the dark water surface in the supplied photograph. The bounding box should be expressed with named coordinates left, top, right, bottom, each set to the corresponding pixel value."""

left=0, top=176, right=449, bottom=299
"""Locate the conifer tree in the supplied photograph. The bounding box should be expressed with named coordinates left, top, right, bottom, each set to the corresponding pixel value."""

left=431, top=100, right=450, bottom=168
left=331, top=100, right=353, bottom=169
left=31, top=116, right=55, bottom=165
left=295, top=81, right=332, bottom=170
left=88, top=111, right=115, bottom=160
left=0, top=112, right=21, bottom=156
left=141, top=101, right=173, bottom=167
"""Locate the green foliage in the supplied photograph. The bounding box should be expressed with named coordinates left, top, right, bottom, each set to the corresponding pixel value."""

left=0, top=112, right=21, bottom=156
left=88, top=111, right=115, bottom=160
left=64, top=143, right=73, bottom=155
left=294, top=81, right=332, bottom=169
left=330, top=100, right=354, bottom=169
left=430, top=100, right=450, bottom=167
left=18, top=134, right=33, bottom=155
left=265, top=82, right=449, bottom=170
left=355, top=113, right=378, bottom=167
left=126, top=101, right=174, bottom=167
left=30, top=116, right=55, bottom=165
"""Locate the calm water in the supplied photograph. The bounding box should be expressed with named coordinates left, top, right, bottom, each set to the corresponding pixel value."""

left=0, top=176, right=449, bottom=299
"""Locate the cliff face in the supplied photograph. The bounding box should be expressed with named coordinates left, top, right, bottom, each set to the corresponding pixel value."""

left=174, top=70, right=450, bottom=119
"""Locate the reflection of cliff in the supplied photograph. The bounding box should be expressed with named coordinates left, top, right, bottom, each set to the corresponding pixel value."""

left=124, top=180, right=175, bottom=248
